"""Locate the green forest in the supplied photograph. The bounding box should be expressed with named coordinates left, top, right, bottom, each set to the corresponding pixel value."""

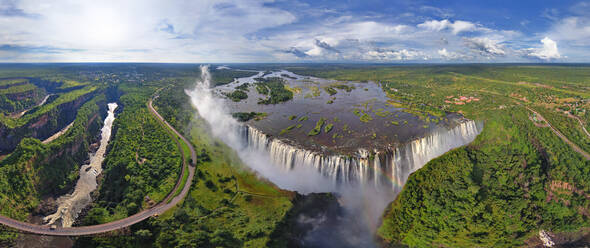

left=0, top=94, right=104, bottom=244
left=76, top=81, right=297, bottom=247
left=288, top=65, right=590, bottom=247
left=254, top=77, right=294, bottom=104
left=1, top=64, right=589, bottom=247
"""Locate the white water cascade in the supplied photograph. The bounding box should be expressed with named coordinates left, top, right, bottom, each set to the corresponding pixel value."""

left=187, top=65, right=483, bottom=192
left=241, top=119, right=483, bottom=191
left=187, top=65, right=484, bottom=247
left=43, top=103, right=118, bottom=227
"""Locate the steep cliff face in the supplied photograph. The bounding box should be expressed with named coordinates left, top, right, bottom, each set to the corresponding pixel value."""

left=0, top=95, right=104, bottom=246
left=0, top=86, right=44, bottom=114
left=0, top=94, right=104, bottom=216
left=241, top=119, right=483, bottom=191
left=0, top=91, right=97, bottom=153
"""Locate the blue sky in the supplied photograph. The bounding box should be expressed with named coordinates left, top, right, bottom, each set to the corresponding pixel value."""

left=0, top=0, right=588, bottom=62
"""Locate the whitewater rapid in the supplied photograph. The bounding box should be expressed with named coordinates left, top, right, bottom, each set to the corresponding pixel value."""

left=186, top=65, right=483, bottom=247
left=43, top=102, right=118, bottom=227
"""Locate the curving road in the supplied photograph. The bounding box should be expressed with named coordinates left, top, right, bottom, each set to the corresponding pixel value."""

left=526, top=106, right=590, bottom=160
left=0, top=93, right=196, bottom=236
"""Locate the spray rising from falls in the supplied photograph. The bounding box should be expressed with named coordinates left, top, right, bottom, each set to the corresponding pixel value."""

left=186, top=66, right=483, bottom=247
left=188, top=65, right=482, bottom=192
left=44, top=103, right=118, bottom=227
left=241, top=120, right=482, bottom=191
left=187, top=66, right=338, bottom=193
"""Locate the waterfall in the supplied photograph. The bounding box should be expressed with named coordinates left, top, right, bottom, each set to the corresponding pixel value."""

left=240, top=120, right=483, bottom=191
left=43, top=103, right=118, bottom=227
left=187, top=65, right=484, bottom=247
left=187, top=65, right=483, bottom=192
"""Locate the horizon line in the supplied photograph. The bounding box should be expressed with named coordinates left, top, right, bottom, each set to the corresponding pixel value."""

left=1, top=62, right=590, bottom=65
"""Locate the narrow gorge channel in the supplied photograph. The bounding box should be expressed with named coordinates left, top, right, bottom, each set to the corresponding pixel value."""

left=187, top=66, right=483, bottom=247
left=43, top=103, right=118, bottom=228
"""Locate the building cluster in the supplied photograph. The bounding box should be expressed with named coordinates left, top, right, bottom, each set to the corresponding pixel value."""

left=444, top=95, right=480, bottom=105
left=76, top=70, right=150, bottom=84
left=557, top=99, right=588, bottom=117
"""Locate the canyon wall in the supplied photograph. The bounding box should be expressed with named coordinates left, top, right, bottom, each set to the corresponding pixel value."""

left=0, top=91, right=97, bottom=153
left=241, top=119, right=483, bottom=191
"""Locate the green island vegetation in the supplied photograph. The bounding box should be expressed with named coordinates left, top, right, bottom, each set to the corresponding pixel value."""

left=254, top=77, right=293, bottom=104
left=231, top=112, right=267, bottom=122
left=360, top=113, right=373, bottom=123
left=307, top=117, right=326, bottom=136
left=351, top=99, right=379, bottom=123
left=1, top=64, right=590, bottom=247
left=235, top=82, right=250, bottom=91
left=374, top=108, right=390, bottom=117
left=279, top=124, right=297, bottom=135
left=288, top=115, right=297, bottom=120
left=324, top=86, right=337, bottom=96
left=322, top=82, right=355, bottom=96
left=77, top=83, right=298, bottom=247
left=255, top=82, right=269, bottom=95
left=304, top=85, right=321, bottom=98
left=223, top=89, right=249, bottom=102
left=324, top=123, right=334, bottom=133
left=211, top=68, right=258, bottom=86
left=353, top=108, right=374, bottom=123
left=331, top=83, right=355, bottom=92
left=287, top=65, right=590, bottom=247
left=284, top=84, right=302, bottom=94
left=223, top=81, right=254, bottom=102
left=0, top=64, right=314, bottom=247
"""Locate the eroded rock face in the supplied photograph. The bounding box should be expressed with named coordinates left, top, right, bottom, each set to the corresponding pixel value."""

left=43, top=103, right=117, bottom=228
left=34, top=198, right=58, bottom=216
left=0, top=91, right=96, bottom=153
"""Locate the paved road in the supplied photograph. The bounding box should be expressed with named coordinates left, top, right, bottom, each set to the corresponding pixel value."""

left=0, top=95, right=196, bottom=236
left=526, top=106, right=590, bottom=160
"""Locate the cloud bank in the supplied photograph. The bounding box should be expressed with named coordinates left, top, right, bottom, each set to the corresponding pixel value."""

left=0, top=0, right=587, bottom=62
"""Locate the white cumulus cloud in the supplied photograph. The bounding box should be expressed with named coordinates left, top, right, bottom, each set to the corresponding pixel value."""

left=438, top=48, right=464, bottom=60
left=527, top=37, right=561, bottom=60
left=417, top=19, right=477, bottom=34
left=0, top=0, right=297, bottom=62
left=365, top=49, right=426, bottom=61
